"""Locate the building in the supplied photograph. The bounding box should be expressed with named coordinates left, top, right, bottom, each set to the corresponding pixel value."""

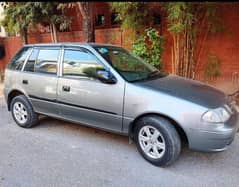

left=0, top=2, right=239, bottom=91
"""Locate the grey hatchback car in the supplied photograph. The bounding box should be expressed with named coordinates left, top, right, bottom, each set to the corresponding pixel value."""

left=3, top=43, right=239, bottom=166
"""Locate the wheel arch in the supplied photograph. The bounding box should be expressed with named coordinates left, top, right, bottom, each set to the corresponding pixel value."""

left=7, top=90, right=26, bottom=111
left=129, top=113, right=189, bottom=146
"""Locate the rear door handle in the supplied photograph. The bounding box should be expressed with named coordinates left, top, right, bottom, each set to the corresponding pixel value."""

left=62, top=85, right=70, bottom=92
left=22, top=80, right=28, bottom=84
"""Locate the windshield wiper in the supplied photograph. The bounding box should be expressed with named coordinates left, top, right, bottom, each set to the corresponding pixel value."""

left=147, top=70, right=160, bottom=78
left=130, top=70, right=164, bottom=83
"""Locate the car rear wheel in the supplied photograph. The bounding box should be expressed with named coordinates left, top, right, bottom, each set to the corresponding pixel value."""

left=10, top=95, right=39, bottom=128
left=135, top=115, right=181, bottom=167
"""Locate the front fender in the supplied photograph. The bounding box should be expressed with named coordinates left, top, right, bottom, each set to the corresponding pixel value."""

left=122, top=82, right=207, bottom=140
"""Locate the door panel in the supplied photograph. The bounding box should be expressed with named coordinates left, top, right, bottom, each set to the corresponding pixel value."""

left=57, top=78, right=124, bottom=132
left=57, top=48, right=125, bottom=132
left=22, top=47, right=60, bottom=115
left=22, top=72, right=59, bottom=115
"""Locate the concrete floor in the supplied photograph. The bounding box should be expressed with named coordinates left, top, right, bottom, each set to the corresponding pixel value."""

left=0, top=83, right=3, bottom=96
left=0, top=97, right=239, bottom=187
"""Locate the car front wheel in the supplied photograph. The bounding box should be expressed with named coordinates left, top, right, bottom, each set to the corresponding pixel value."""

left=135, top=115, right=181, bottom=167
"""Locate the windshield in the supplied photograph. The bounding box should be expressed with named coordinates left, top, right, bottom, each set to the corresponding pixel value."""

left=93, top=46, right=168, bottom=82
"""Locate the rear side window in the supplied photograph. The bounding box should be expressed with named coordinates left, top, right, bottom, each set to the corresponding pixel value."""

left=34, top=49, right=59, bottom=75
left=24, top=49, right=39, bottom=72
left=24, top=48, right=60, bottom=74
left=8, top=47, right=31, bottom=71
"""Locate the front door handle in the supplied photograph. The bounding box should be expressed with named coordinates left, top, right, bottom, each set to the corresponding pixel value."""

left=62, top=85, right=70, bottom=92
left=22, top=80, right=28, bottom=84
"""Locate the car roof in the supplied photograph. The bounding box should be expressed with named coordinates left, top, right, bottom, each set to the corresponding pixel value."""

left=24, top=42, right=122, bottom=48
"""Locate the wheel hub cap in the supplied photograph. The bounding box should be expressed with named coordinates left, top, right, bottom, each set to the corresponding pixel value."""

left=13, top=102, right=28, bottom=124
left=138, top=125, right=166, bottom=159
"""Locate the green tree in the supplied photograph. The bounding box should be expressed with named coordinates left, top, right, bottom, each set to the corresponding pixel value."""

left=31, top=2, right=72, bottom=43
left=111, top=2, right=223, bottom=78
left=59, top=2, right=95, bottom=42
left=111, top=2, right=152, bottom=43
left=163, top=2, right=223, bottom=78
left=132, top=28, right=164, bottom=69
left=163, top=2, right=192, bottom=76
left=204, top=52, right=221, bottom=80
left=110, top=2, right=164, bottom=68
left=1, top=2, right=35, bottom=44
left=111, top=2, right=151, bottom=33
left=1, top=2, right=72, bottom=44
left=77, top=2, right=94, bottom=42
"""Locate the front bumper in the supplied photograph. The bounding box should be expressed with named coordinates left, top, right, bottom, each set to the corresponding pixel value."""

left=188, top=112, right=239, bottom=152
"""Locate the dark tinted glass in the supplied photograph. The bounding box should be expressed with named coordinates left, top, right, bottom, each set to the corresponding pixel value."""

left=8, top=47, right=31, bottom=70
left=94, top=46, right=167, bottom=82
left=111, top=13, right=121, bottom=25
left=95, top=14, right=105, bottom=26
left=153, top=14, right=161, bottom=25
left=24, top=49, right=39, bottom=72
left=35, top=49, right=59, bottom=74
left=63, top=49, right=104, bottom=79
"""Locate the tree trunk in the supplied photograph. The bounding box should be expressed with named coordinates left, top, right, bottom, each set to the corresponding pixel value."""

left=172, top=35, right=176, bottom=74
left=49, top=24, right=54, bottom=43
left=52, top=23, right=58, bottom=43
left=50, top=23, right=58, bottom=43
left=175, top=34, right=180, bottom=75
left=77, top=2, right=94, bottom=42
left=20, top=28, right=28, bottom=45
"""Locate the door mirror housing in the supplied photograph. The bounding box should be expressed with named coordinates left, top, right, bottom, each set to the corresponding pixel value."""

left=96, top=69, right=117, bottom=84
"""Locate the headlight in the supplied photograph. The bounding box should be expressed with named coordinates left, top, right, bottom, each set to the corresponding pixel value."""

left=202, top=107, right=231, bottom=123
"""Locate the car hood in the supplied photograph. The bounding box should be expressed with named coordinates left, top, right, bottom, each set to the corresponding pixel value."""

left=136, top=74, right=228, bottom=108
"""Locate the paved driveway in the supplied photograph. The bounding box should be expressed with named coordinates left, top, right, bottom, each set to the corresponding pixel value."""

left=0, top=96, right=238, bottom=187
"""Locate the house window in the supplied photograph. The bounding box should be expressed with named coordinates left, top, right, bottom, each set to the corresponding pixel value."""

left=95, top=14, right=105, bottom=26
left=153, top=14, right=161, bottom=25
left=111, top=13, right=121, bottom=25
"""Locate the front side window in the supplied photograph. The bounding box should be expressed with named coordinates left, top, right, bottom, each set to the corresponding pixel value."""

left=63, top=49, right=104, bottom=79
left=8, top=47, right=31, bottom=71
left=35, top=49, right=59, bottom=75
left=94, top=46, right=168, bottom=82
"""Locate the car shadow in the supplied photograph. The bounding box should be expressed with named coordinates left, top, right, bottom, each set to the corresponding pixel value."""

left=35, top=115, right=131, bottom=146
left=34, top=115, right=239, bottom=170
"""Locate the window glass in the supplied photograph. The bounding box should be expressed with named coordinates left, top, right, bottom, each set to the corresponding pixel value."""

left=153, top=14, right=161, bottom=25
left=63, top=49, right=104, bottom=79
left=8, top=47, right=31, bottom=71
left=95, top=14, right=105, bottom=26
left=24, top=49, right=39, bottom=72
left=111, top=13, right=121, bottom=25
left=35, top=49, right=59, bottom=74
left=94, top=46, right=167, bottom=82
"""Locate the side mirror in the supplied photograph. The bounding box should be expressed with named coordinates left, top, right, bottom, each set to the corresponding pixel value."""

left=96, top=69, right=117, bottom=84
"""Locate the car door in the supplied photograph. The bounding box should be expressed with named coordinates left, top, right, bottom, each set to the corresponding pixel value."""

left=57, top=47, right=125, bottom=132
left=21, top=47, right=60, bottom=116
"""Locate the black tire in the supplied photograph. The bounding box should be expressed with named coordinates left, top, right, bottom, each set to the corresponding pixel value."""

left=134, top=115, right=181, bottom=167
left=10, top=95, right=39, bottom=128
